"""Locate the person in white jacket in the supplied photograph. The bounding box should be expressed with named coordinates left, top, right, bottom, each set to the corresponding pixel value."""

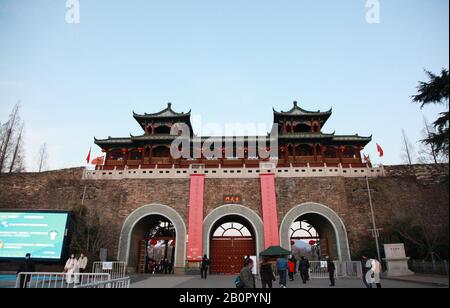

left=366, top=258, right=382, bottom=288
left=65, top=254, right=80, bottom=284
left=78, top=253, right=88, bottom=273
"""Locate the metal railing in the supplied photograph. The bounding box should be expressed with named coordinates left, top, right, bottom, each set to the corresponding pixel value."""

left=74, top=277, right=131, bottom=289
left=92, top=261, right=127, bottom=280
left=408, top=260, right=449, bottom=276
left=308, top=261, right=331, bottom=279
left=308, top=261, right=362, bottom=279
left=15, top=272, right=111, bottom=288
left=336, top=261, right=363, bottom=279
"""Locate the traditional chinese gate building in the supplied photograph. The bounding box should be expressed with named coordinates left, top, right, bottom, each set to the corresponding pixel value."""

left=91, top=102, right=374, bottom=274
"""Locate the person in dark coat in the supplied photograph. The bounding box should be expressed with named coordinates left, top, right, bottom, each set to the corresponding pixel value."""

left=162, top=258, right=169, bottom=274
left=239, top=258, right=255, bottom=288
left=299, top=257, right=310, bottom=284
left=361, top=256, right=372, bottom=288
left=260, top=258, right=276, bottom=289
left=200, top=255, right=210, bottom=279
left=326, top=256, right=336, bottom=287
left=17, top=253, right=35, bottom=289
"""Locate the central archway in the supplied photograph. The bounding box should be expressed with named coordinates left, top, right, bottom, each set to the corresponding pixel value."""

left=203, top=205, right=264, bottom=274
left=280, top=202, right=351, bottom=261
left=210, top=215, right=256, bottom=274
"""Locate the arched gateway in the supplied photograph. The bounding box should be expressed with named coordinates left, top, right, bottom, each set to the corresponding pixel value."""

left=279, top=202, right=351, bottom=261
left=203, top=205, right=264, bottom=274
left=118, top=204, right=187, bottom=272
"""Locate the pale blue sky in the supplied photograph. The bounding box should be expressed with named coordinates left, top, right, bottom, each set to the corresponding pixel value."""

left=0, top=0, right=448, bottom=170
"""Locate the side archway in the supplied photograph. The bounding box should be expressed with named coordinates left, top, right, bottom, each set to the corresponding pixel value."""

left=203, top=205, right=264, bottom=263
left=279, top=202, right=351, bottom=261
left=117, top=204, right=187, bottom=270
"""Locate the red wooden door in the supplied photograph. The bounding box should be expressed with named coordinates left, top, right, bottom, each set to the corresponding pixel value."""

left=210, top=237, right=255, bottom=274
left=320, top=238, right=329, bottom=257
left=137, top=240, right=146, bottom=273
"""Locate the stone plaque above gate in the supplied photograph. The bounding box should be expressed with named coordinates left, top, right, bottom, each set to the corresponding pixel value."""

left=223, top=195, right=243, bottom=204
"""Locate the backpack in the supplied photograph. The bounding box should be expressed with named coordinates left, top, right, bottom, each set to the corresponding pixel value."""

left=235, top=275, right=244, bottom=288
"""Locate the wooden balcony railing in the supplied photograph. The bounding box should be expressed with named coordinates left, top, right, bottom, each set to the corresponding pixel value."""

left=105, top=160, right=125, bottom=166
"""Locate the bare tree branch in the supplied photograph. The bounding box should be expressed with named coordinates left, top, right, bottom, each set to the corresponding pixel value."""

left=36, top=143, right=49, bottom=172
left=401, top=129, right=415, bottom=165
left=8, top=123, right=25, bottom=173
left=0, top=102, right=22, bottom=173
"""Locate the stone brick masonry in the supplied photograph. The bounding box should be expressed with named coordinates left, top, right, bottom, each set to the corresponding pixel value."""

left=0, top=164, right=448, bottom=270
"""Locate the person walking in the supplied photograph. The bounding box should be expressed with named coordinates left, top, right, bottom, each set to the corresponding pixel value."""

left=299, top=256, right=310, bottom=284
left=17, top=253, right=35, bottom=289
left=239, top=258, right=255, bottom=288
left=276, top=256, right=288, bottom=288
left=64, top=254, right=80, bottom=284
left=361, top=256, right=372, bottom=288
left=367, top=257, right=382, bottom=288
left=163, top=258, right=169, bottom=275
left=168, top=260, right=173, bottom=274
left=288, top=258, right=296, bottom=281
left=200, top=255, right=210, bottom=279
left=78, top=253, right=88, bottom=273
left=326, top=256, right=336, bottom=287
left=260, top=258, right=276, bottom=289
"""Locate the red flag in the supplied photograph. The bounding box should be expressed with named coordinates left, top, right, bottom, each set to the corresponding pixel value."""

left=86, top=148, right=91, bottom=164
left=91, top=156, right=104, bottom=165
left=376, top=143, right=384, bottom=157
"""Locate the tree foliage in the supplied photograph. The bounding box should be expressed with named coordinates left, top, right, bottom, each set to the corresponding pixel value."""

left=412, top=69, right=449, bottom=157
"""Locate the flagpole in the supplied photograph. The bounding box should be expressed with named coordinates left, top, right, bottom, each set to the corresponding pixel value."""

left=365, top=175, right=382, bottom=262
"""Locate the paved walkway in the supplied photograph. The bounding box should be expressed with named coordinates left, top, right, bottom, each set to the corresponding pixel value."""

left=130, top=274, right=448, bottom=289
left=384, top=274, right=449, bottom=287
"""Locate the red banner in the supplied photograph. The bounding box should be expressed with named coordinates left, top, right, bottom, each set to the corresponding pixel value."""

left=186, top=174, right=205, bottom=261
left=260, top=173, right=280, bottom=248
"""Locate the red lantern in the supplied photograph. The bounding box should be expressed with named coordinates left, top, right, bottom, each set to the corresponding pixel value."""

left=121, top=148, right=127, bottom=154
left=339, top=146, right=345, bottom=153
left=290, top=240, right=295, bottom=246
left=171, top=240, right=176, bottom=247
left=309, top=240, right=316, bottom=246
left=138, top=147, right=144, bottom=153
left=150, top=239, right=158, bottom=246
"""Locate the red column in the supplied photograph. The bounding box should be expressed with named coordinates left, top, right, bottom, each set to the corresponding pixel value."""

left=260, top=173, right=280, bottom=248
left=186, top=174, right=205, bottom=262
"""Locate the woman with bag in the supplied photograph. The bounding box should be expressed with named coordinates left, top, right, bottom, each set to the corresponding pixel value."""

left=237, top=258, right=255, bottom=288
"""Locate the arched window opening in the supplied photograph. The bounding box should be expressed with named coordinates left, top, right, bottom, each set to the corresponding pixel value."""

left=213, top=222, right=252, bottom=237
left=290, top=221, right=319, bottom=239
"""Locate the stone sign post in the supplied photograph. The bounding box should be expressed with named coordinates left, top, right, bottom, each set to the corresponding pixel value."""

left=383, top=243, right=414, bottom=277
